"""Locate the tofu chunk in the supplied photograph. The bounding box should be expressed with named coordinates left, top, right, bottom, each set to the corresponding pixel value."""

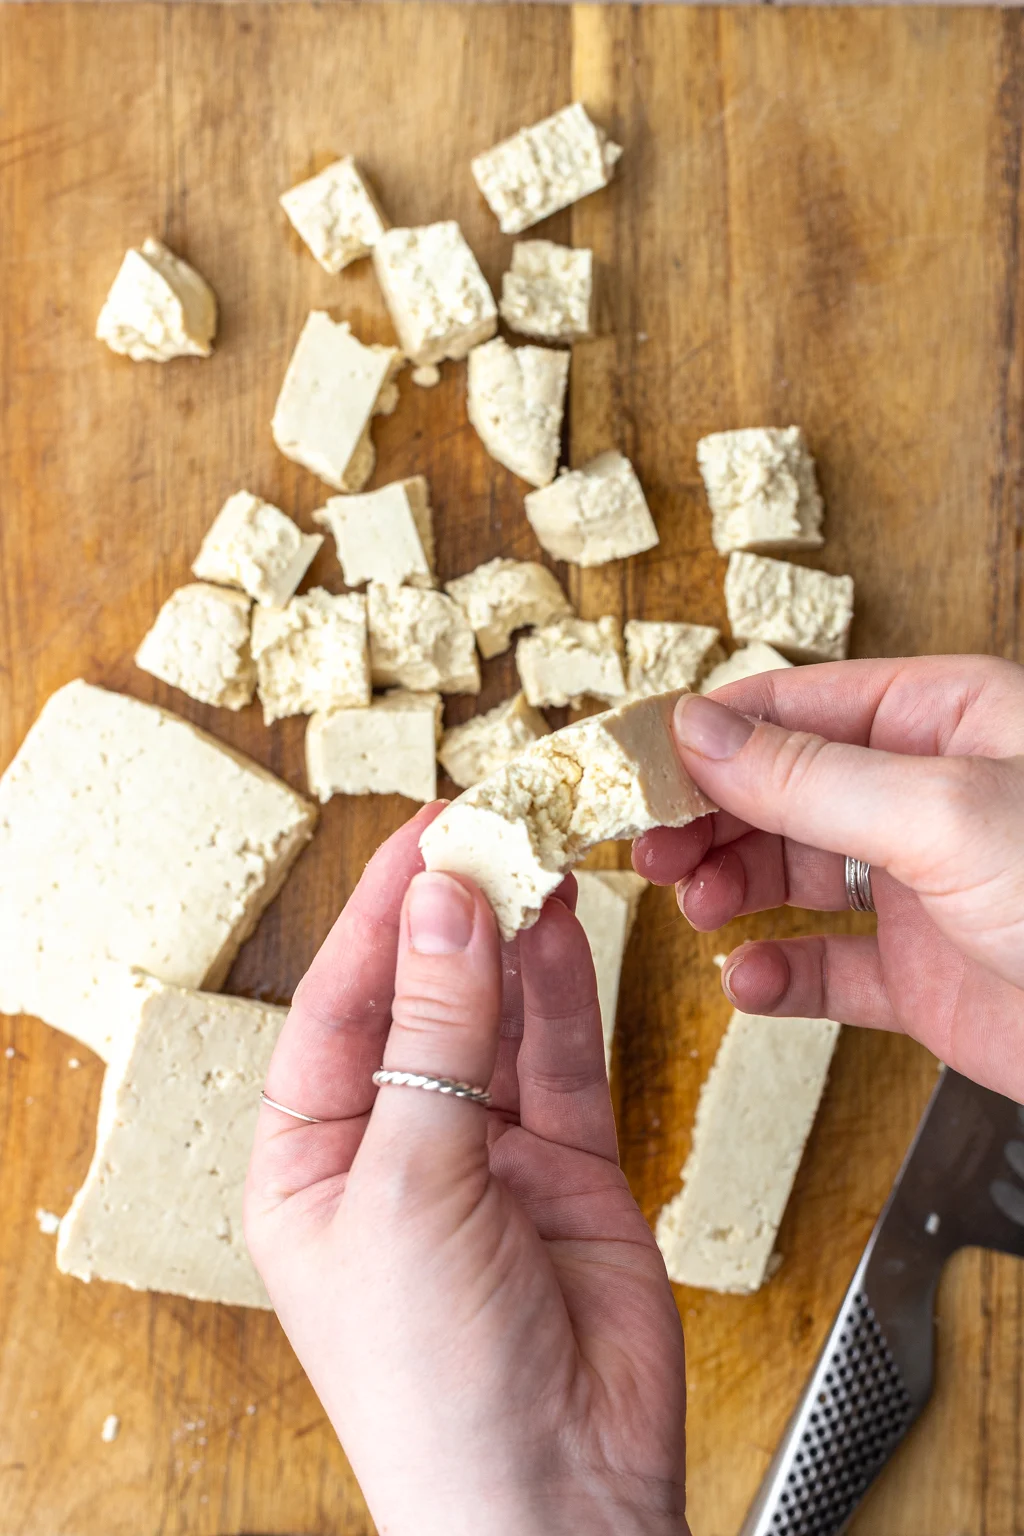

left=314, top=477, right=435, bottom=591
left=725, top=552, right=854, bottom=662
left=192, top=490, right=322, bottom=608
left=368, top=584, right=480, bottom=694
left=524, top=451, right=658, bottom=566
left=271, top=312, right=403, bottom=492
left=624, top=621, right=723, bottom=698
left=500, top=241, right=593, bottom=341
left=574, top=869, right=648, bottom=1067
left=700, top=641, right=793, bottom=694
left=517, top=616, right=626, bottom=709
left=372, top=222, right=497, bottom=366
left=95, top=237, right=217, bottom=362
left=279, top=156, right=388, bottom=273
left=467, top=338, right=569, bottom=488
left=697, top=427, right=824, bottom=555
left=445, top=557, right=573, bottom=659
left=439, top=693, right=550, bottom=789
left=0, top=681, right=315, bottom=1059
left=471, top=103, right=623, bottom=235
left=135, top=583, right=255, bottom=710
left=655, top=1010, right=840, bottom=1292
left=251, top=588, right=370, bottom=724
left=420, top=690, right=714, bottom=939
left=306, top=690, right=442, bottom=803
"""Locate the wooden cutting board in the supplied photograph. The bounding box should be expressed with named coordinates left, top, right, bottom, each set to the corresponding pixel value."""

left=2, top=6, right=1023, bottom=1533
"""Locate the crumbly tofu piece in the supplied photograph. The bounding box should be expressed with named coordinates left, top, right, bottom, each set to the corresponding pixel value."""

left=0, top=681, right=315, bottom=1059
left=306, top=690, right=442, bottom=803
left=420, top=689, right=713, bottom=939
left=135, top=583, right=256, bottom=710
left=697, top=427, right=824, bottom=555
left=314, top=477, right=435, bottom=591
left=372, top=222, right=497, bottom=366
left=368, top=584, right=480, bottom=694
left=192, top=491, right=323, bottom=608
left=517, top=616, right=626, bottom=709
left=251, top=588, right=370, bottom=724
left=524, top=452, right=658, bottom=566
left=574, top=869, right=648, bottom=1067
left=445, top=558, right=573, bottom=659
left=95, top=237, right=217, bottom=362
left=624, top=621, right=723, bottom=698
left=725, top=552, right=854, bottom=662
left=655, top=1011, right=840, bottom=1293
left=500, top=241, right=593, bottom=341
left=700, top=641, right=794, bottom=694
left=439, top=693, right=550, bottom=789
left=471, top=103, right=623, bottom=236
left=271, top=312, right=403, bottom=492
left=466, top=338, right=568, bottom=488
left=57, top=974, right=285, bottom=1308
left=279, top=156, right=388, bottom=273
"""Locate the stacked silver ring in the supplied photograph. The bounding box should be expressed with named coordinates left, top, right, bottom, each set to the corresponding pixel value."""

left=372, top=1069, right=492, bottom=1106
left=845, top=856, right=875, bottom=913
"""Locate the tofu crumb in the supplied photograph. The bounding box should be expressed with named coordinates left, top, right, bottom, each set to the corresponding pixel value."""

left=524, top=451, right=658, bottom=566
left=712, top=953, right=727, bottom=969
left=68, top=1057, right=81, bottom=1068
left=246, top=1404, right=257, bottom=1416
left=411, top=364, right=441, bottom=388
left=925, top=1212, right=941, bottom=1236
left=96, top=237, right=217, bottom=362
left=35, top=1208, right=62, bottom=1235
left=101, top=1415, right=120, bottom=1443
left=4, top=1046, right=15, bottom=1059
left=471, top=103, right=622, bottom=235
left=466, top=338, right=568, bottom=488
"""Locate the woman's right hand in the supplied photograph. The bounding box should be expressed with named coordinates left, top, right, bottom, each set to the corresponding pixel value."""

left=633, top=655, right=1024, bottom=1100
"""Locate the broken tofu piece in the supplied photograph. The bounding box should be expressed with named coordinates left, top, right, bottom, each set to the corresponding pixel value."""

left=517, top=616, right=626, bottom=709
left=500, top=241, right=593, bottom=341
left=467, top=338, right=568, bottom=488
left=445, top=557, right=573, bottom=659
left=96, top=237, right=217, bottom=362
left=372, top=221, right=497, bottom=366
left=697, top=427, right=824, bottom=556
left=725, top=552, right=854, bottom=662
left=279, top=156, right=388, bottom=273
left=420, top=689, right=714, bottom=939
left=306, top=690, right=442, bottom=804
left=439, top=693, right=550, bottom=789
left=471, top=103, right=622, bottom=236
left=574, top=869, right=648, bottom=1067
left=524, top=451, right=658, bottom=566
left=700, top=641, right=794, bottom=694
left=314, top=477, right=435, bottom=591
left=368, top=584, right=480, bottom=694
left=192, top=490, right=322, bottom=608
left=655, top=1010, right=840, bottom=1293
left=624, top=621, right=723, bottom=698
left=135, top=583, right=255, bottom=710
left=271, top=312, right=403, bottom=492
left=251, top=588, right=370, bottom=724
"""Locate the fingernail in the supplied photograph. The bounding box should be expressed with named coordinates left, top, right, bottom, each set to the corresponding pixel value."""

left=674, top=694, right=755, bottom=760
left=407, top=872, right=475, bottom=955
left=720, top=956, right=744, bottom=1003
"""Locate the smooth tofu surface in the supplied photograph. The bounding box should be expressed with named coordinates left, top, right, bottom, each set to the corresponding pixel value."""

left=95, top=237, right=217, bottom=362
left=574, top=869, right=648, bottom=1066
left=471, top=102, right=623, bottom=235
left=517, top=615, right=626, bottom=708
left=466, top=338, right=568, bottom=488
left=280, top=156, right=388, bottom=273
left=439, top=692, right=550, bottom=789
left=135, top=583, right=256, bottom=710
left=697, top=427, right=824, bottom=555
left=372, top=222, right=497, bottom=366
left=725, top=551, right=854, bottom=662
left=314, top=477, right=435, bottom=591
left=624, top=621, right=722, bottom=697
left=524, top=451, right=658, bottom=566
left=368, top=584, right=480, bottom=694
left=0, top=681, right=315, bottom=1058
left=700, top=641, right=794, bottom=693
left=445, top=557, right=573, bottom=659
left=500, top=240, right=593, bottom=340
left=251, top=588, right=370, bottom=724
left=192, top=490, right=322, bottom=608
left=306, top=690, right=441, bottom=803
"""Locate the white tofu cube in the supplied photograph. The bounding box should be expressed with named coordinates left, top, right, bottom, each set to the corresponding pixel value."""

left=467, top=337, right=568, bottom=488
left=624, top=621, right=723, bottom=698
left=471, top=103, right=623, bottom=235
left=500, top=241, right=593, bottom=341
left=279, top=156, right=389, bottom=273
left=439, top=693, right=550, bottom=789
left=251, top=588, right=370, bottom=724
left=445, top=557, right=573, bottom=659
left=524, top=451, right=658, bottom=566
left=314, top=477, right=435, bottom=591
left=306, top=690, right=442, bottom=804
left=697, top=427, right=824, bottom=555
left=368, top=584, right=480, bottom=694
left=191, top=490, right=322, bottom=608
left=271, top=312, right=403, bottom=492
left=700, top=641, right=794, bottom=694
left=574, top=870, right=648, bottom=1066
left=135, top=583, right=255, bottom=710
left=372, top=222, right=497, bottom=366
left=95, top=237, right=217, bottom=362
left=516, top=616, right=627, bottom=709
left=725, top=552, right=854, bottom=662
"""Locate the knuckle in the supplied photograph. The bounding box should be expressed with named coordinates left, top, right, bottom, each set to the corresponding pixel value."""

left=390, top=987, right=480, bottom=1039
left=766, top=729, right=831, bottom=806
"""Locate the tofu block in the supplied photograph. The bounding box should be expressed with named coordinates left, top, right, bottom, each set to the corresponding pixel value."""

left=574, top=869, right=648, bottom=1067
left=697, top=427, right=824, bottom=555
left=471, top=103, right=623, bottom=236
left=500, top=241, right=593, bottom=341
left=420, top=689, right=714, bottom=939
left=368, top=584, right=480, bottom=695
left=57, top=974, right=284, bottom=1308
left=467, top=338, right=568, bottom=488
left=445, top=557, right=573, bottom=659
left=655, top=1011, right=840, bottom=1293
left=279, top=156, right=388, bottom=273
left=725, top=552, right=855, bottom=662
left=314, top=477, right=435, bottom=591
left=0, top=681, right=316, bottom=1059
left=700, top=641, right=794, bottom=694
left=192, top=490, right=322, bottom=608
left=624, top=621, right=723, bottom=698
left=306, top=690, right=442, bottom=803
left=517, top=616, right=626, bottom=709
left=271, top=312, right=403, bottom=492
left=96, top=237, right=217, bottom=362
left=135, top=583, right=256, bottom=710
left=251, top=588, right=370, bottom=724
left=524, top=452, right=658, bottom=566
left=372, top=222, right=497, bottom=366
left=439, top=693, right=550, bottom=790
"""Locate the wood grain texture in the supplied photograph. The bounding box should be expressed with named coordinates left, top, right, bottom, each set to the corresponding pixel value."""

left=1, top=6, right=1023, bottom=1535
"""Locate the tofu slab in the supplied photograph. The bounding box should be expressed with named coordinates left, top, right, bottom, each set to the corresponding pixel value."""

left=624, top=621, right=723, bottom=697
left=524, top=451, right=658, bottom=566
left=517, top=615, right=626, bottom=708
left=574, top=869, right=648, bottom=1067
left=306, top=690, right=442, bottom=803
left=96, top=237, right=217, bottom=362
left=445, top=557, right=573, bottom=659
left=500, top=241, right=593, bottom=341
left=700, top=641, right=794, bottom=693
left=314, top=477, right=435, bottom=591
left=372, top=222, right=497, bottom=366
left=725, top=551, right=854, bottom=662
left=280, top=156, right=388, bottom=273
left=368, top=584, right=480, bottom=694
left=471, top=103, right=622, bottom=235
left=466, top=338, right=569, bottom=488
left=697, top=427, right=824, bottom=556
left=0, top=681, right=316, bottom=1058
left=192, top=490, right=322, bottom=608
left=439, top=692, right=550, bottom=789
left=251, top=588, right=370, bottom=724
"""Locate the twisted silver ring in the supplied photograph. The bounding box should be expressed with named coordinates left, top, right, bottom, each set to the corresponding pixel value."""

left=372, top=1069, right=492, bottom=1107
left=845, top=857, right=875, bottom=913
left=259, top=1090, right=323, bottom=1124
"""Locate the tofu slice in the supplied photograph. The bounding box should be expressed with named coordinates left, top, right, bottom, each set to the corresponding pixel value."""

left=445, top=557, right=573, bottom=659
left=439, top=693, right=550, bottom=790
left=135, top=583, right=256, bottom=710
left=500, top=241, right=593, bottom=341
left=192, top=490, right=322, bottom=608
left=574, top=869, right=648, bottom=1067
left=466, top=338, right=569, bottom=489
left=271, top=312, right=403, bottom=492
left=624, top=621, right=723, bottom=698
left=517, top=615, right=626, bottom=709
left=280, top=156, right=389, bottom=273
left=471, top=103, right=623, bottom=235
left=368, top=584, right=480, bottom=694
left=372, top=221, right=497, bottom=366
left=524, top=451, right=658, bottom=566
left=725, top=552, right=855, bottom=662
left=96, top=237, right=217, bottom=362
left=251, top=588, right=370, bottom=725
left=656, top=1011, right=840, bottom=1293
left=306, top=690, right=442, bottom=803
left=420, top=689, right=714, bottom=939
left=57, top=973, right=285, bottom=1308
left=0, top=681, right=316, bottom=1059
left=314, top=477, right=435, bottom=591
left=697, top=427, right=824, bottom=555
left=700, top=641, right=794, bottom=693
